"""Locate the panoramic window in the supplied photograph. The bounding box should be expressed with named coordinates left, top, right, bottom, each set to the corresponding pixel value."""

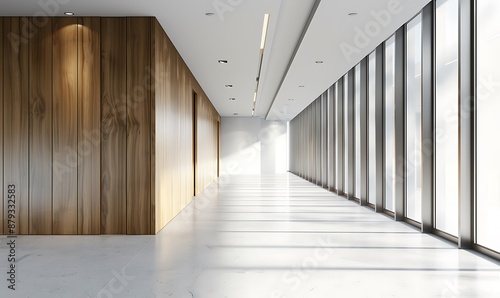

left=384, top=35, right=396, bottom=212
left=435, top=0, right=459, bottom=236
left=406, top=14, right=423, bottom=223
left=477, top=0, right=500, bottom=253
left=368, top=52, right=376, bottom=205
left=355, top=64, right=361, bottom=199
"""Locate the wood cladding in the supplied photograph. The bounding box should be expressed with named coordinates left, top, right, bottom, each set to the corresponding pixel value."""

left=77, top=18, right=101, bottom=235
left=1, top=17, right=220, bottom=235
left=151, top=20, right=220, bottom=233
left=101, top=18, right=127, bottom=234
left=52, top=17, right=79, bottom=234
left=29, top=18, right=53, bottom=234
left=195, top=94, right=220, bottom=195
left=3, top=18, right=29, bottom=235
left=126, top=17, right=151, bottom=235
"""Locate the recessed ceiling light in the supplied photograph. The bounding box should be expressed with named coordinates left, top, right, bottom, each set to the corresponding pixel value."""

left=229, top=98, right=236, bottom=101
left=225, top=84, right=233, bottom=88
left=233, top=113, right=239, bottom=116
left=205, top=12, right=216, bottom=16
left=289, top=98, right=295, bottom=101
left=348, top=12, right=358, bottom=16
left=64, top=12, right=74, bottom=16
left=260, top=14, right=270, bottom=50
left=315, top=61, right=324, bottom=64
left=299, top=85, right=305, bottom=88
left=218, top=60, right=228, bottom=64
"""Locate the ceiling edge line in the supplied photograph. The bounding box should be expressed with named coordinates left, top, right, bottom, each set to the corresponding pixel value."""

left=265, top=0, right=322, bottom=121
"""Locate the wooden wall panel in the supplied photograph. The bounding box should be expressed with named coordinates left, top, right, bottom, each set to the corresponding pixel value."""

left=152, top=19, right=219, bottom=233
left=0, top=18, right=3, bottom=234
left=153, top=20, right=177, bottom=232
left=52, top=18, right=78, bottom=234
left=195, top=93, right=220, bottom=195
left=0, top=16, right=220, bottom=235
left=180, top=66, right=192, bottom=210
left=165, top=30, right=175, bottom=226
left=77, top=18, right=101, bottom=235
left=3, top=18, right=29, bottom=235
left=153, top=20, right=166, bottom=233
left=126, top=17, right=151, bottom=235
left=101, top=18, right=127, bottom=234
left=29, top=18, right=53, bottom=234
left=172, top=51, right=180, bottom=218
left=150, top=23, right=156, bottom=234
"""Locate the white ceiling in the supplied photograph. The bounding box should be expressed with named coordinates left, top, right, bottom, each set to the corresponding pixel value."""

left=0, top=0, right=430, bottom=121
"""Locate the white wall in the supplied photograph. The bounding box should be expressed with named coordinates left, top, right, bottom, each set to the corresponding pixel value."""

left=220, top=117, right=288, bottom=175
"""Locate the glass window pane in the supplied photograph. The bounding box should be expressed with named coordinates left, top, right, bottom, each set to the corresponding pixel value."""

left=477, top=0, right=500, bottom=253
left=355, top=64, right=361, bottom=198
left=334, top=83, right=339, bottom=189
left=368, top=52, right=376, bottom=205
left=435, top=0, right=459, bottom=236
left=344, top=73, right=349, bottom=193
left=406, top=14, right=423, bottom=223
left=384, top=35, right=396, bottom=212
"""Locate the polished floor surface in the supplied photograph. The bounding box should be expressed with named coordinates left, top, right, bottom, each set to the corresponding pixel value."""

left=1, top=174, right=500, bottom=298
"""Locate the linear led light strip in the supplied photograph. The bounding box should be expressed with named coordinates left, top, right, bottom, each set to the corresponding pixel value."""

left=253, top=13, right=270, bottom=117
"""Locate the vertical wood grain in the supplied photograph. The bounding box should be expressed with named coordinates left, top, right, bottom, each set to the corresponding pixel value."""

left=126, top=17, right=151, bottom=235
left=1, top=16, right=221, bottom=235
left=150, top=20, right=156, bottom=234
left=52, top=18, right=78, bottom=234
left=29, top=18, right=53, bottom=234
left=172, top=44, right=180, bottom=219
left=165, top=28, right=174, bottom=226
left=78, top=18, right=101, bottom=235
left=101, top=18, right=127, bottom=234
left=153, top=20, right=173, bottom=232
left=173, top=52, right=181, bottom=215
left=3, top=18, right=29, bottom=235
left=0, top=18, right=3, bottom=234
left=153, top=20, right=164, bottom=233
left=151, top=19, right=220, bottom=234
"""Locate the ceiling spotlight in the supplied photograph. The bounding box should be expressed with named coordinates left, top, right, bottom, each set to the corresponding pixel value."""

left=348, top=12, right=358, bottom=16
left=315, top=61, right=324, bottom=64
left=205, top=12, right=216, bottom=16
left=229, top=98, right=236, bottom=101
left=299, top=85, right=305, bottom=88
left=218, top=60, right=228, bottom=64
left=289, top=98, right=295, bottom=101
left=260, top=14, right=270, bottom=50
left=64, top=12, right=74, bottom=16
left=225, top=84, right=233, bottom=88
left=233, top=113, right=239, bottom=116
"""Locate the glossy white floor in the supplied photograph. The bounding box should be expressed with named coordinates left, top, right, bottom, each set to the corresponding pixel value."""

left=1, top=174, right=500, bottom=298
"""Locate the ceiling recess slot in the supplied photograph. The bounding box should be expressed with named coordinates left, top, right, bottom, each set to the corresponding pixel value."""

left=253, top=13, right=270, bottom=117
